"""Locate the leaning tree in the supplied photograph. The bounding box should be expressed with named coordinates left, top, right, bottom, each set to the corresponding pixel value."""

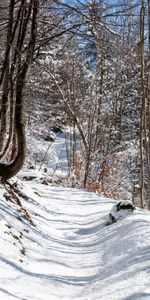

left=0, top=0, right=39, bottom=179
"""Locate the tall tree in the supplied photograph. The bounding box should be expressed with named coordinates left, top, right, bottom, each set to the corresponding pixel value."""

left=147, top=0, right=150, bottom=209
left=0, top=0, right=39, bottom=179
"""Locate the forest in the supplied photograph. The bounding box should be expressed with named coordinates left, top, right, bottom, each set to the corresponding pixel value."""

left=0, top=0, right=150, bottom=209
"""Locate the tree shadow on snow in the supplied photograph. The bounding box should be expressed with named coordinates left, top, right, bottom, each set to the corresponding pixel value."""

left=122, top=292, right=150, bottom=300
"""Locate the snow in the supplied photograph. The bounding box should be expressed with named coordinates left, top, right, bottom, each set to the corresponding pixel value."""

left=0, top=174, right=150, bottom=299
left=27, top=130, right=70, bottom=177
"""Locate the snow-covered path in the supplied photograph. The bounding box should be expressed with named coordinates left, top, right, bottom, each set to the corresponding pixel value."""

left=0, top=178, right=150, bottom=300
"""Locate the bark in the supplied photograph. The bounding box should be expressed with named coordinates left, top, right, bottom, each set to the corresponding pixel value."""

left=0, top=0, right=15, bottom=157
left=10, top=127, right=17, bottom=162
left=0, top=0, right=39, bottom=180
left=147, top=0, right=150, bottom=210
left=0, top=0, right=15, bottom=87
left=139, top=0, right=145, bottom=208
left=0, top=75, right=26, bottom=179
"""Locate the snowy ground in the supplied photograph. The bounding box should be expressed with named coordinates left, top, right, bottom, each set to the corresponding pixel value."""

left=27, top=128, right=73, bottom=178
left=0, top=173, right=150, bottom=300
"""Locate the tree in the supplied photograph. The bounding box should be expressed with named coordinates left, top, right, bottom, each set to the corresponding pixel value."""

left=147, top=0, right=150, bottom=209
left=0, top=0, right=39, bottom=179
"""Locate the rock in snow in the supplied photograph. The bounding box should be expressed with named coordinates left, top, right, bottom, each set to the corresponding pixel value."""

left=109, top=200, right=135, bottom=223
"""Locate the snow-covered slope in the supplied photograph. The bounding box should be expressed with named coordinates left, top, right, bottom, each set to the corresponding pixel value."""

left=0, top=174, right=150, bottom=300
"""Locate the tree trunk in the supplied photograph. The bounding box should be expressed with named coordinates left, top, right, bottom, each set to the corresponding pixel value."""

left=0, top=0, right=15, bottom=158
left=0, top=0, right=39, bottom=180
left=147, top=0, right=150, bottom=210
left=139, top=0, right=145, bottom=208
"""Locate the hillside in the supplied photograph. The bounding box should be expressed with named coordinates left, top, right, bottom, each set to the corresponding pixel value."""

left=0, top=172, right=150, bottom=300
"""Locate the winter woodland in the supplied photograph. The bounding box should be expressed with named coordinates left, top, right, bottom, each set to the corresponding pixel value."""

left=0, top=1, right=150, bottom=299
left=1, top=0, right=150, bottom=207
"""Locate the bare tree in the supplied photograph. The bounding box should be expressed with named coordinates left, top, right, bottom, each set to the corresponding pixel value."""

left=0, top=0, right=39, bottom=179
left=146, top=0, right=150, bottom=210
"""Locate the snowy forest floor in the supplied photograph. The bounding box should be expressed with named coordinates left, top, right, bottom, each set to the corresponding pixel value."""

left=0, top=171, right=150, bottom=300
